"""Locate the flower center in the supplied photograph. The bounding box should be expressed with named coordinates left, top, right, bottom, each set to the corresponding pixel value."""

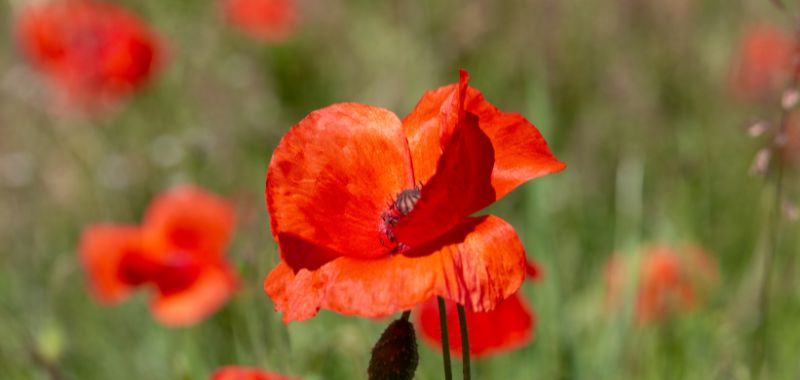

left=380, top=187, right=421, bottom=253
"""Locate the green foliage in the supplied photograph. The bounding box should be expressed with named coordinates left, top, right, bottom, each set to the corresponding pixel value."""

left=1, top=0, right=799, bottom=379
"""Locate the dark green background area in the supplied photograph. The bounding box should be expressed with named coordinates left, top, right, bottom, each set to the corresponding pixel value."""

left=1, top=0, right=799, bottom=379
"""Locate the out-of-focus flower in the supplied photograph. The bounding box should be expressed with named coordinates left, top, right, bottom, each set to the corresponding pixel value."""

left=220, top=0, right=297, bottom=43
left=415, top=260, right=540, bottom=358
left=211, top=366, right=300, bottom=380
left=15, top=0, right=162, bottom=109
left=604, top=245, right=718, bottom=324
left=730, top=24, right=795, bottom=100
left=80, top=186, right=237, bottom=327
left=264, top=70, right=565, bottom=322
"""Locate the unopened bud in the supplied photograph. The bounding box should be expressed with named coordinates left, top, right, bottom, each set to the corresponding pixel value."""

left=368, top=317, right=419, bottom=380
left=750, top=148, right=771, bottom=176
left=783, top=89, right=799, bottom=110
left=784, top=199, right=799, bottom=221
left=747, top=121, right=771, bottom=138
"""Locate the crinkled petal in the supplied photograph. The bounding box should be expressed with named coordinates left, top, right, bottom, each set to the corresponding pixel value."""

left=79, top=225, right=142, bottom=304
left=401, top=71, right=565, bottom=241
left=266, top=103, right=414, bottom=270
left=394, top=112, right=495, bottom=247
left=150, top=262, right=238, bottom=327
left=416, top=292, right=535, bottom=358
left=264, top=215, right=525, bottom=322
left=143, top=185, right=235, bottom=258
left=211, top=366, right=300, bottom=380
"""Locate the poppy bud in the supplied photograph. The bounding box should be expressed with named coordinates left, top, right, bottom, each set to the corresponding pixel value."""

left=368, top=317, right=419, bottom=380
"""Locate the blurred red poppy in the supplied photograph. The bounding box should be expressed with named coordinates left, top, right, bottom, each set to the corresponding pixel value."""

left=220, top=0, right=297, bottom=43
left=415, top=260, right=540, bottom=358
left=15, top=0, right=162, bottom=109
left=604, top=245, right=718, bottom=323
left=264, top=70, right=565, bottom=322
left=730, top=24, right=795, bottom=100
left=80, top=186, right=237, bottom=327
left=211, top=366, right=299, bottom=380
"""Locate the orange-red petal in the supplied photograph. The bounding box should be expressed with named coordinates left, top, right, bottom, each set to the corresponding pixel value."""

left=264, top=215, right=525, bottom=322
left=402, top=71, right=565, bottom=210
left=79, top=225, right=142, bottom=304
left=219, top=0, right=298, bottom=43
left=416, top=292, right=534, bottom=358
left=150, top=262, right=238, bottom=327
left=266, top=103, right=414, bottom=270
left=211, top=366, right=300, bottom=380
left=143, top=186, right=235, bottom=259
left=394, top=112, right=496, bottom=247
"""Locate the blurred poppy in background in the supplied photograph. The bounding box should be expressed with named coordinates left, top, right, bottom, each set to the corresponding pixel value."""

left=604, top=245, right=718, bottom=324
left=730, top=23, right=795, bottom=100
left=264, top=70, right=565, bottom=322
left=220, top=0, right=297, bottom=43
left=211, top=366, right=300, bottom=380
left=80, top=186, right=237, bottom=327
left=15, top=0, right=162, bottom=110
left=415, top=260, right=540, bottom=358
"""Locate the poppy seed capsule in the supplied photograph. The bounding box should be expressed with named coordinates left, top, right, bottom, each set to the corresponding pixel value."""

left=395, top=188, right=421, bottom=215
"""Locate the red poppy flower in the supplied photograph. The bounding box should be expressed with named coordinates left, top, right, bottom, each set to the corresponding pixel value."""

left=604, top=245, right=718, bottom=323
left=264, top=70, right=565, bottom=322
left=730, top=24, right=795, bottom=100
left=15, top=0, right=162, bottom=109
left=220, top=0, right=297, bottom=43
left=80, top=186, right=237, bottom=327
left=211, top=366, right=299, bottom=380
left=415, top=260, right=540, bottom=358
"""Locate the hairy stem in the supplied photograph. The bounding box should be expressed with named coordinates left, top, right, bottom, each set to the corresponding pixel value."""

left=457, top=304, right=471, bottom=380
left=437, top=297, right=453, bottom=380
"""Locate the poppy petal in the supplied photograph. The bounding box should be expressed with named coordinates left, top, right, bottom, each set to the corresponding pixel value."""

left=416, top=292, right=535, bottom=358
left=526, top=259, right=542, bottom=281
left=264, top=215, right=525, bottom=322
left=79, top=225, right=141, bottom=303
left=266, top=103, right=414, bottom=270
left=394, top=112, right=496, bottom=247
left=211, top=366, right=299, bottom=380
left=150, top=262, right=238, bottom=327
left=463, top=87, right=566, bottom=199
left=143, top=186, right=235, bottom=258
left=402, top=71, right=565, bottom=215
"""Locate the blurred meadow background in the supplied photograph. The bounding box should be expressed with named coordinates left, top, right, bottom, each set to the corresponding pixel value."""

left=2, top=0, right=800, bottom=379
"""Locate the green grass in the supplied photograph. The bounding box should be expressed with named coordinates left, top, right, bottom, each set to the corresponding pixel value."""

left=1, top=0, right=800, bottom=378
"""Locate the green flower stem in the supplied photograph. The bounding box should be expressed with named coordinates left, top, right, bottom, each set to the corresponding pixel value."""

left=457, top=304, right=471, bottom=380
left=437, top=297, right=453, bottom=380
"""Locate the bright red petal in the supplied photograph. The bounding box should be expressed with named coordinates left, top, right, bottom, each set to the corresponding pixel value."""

left=402, top=70, right=565, bottom=207
left=264, top=215, right=525, bottom=322
left=211, top=366, right=299, bottom=380
left=220, top=0, right=298, bottom=43
left=526, top=259, right=542, bottom=281
left=143, top=186, right=235, bottom=259
left=79, top=225, right=142, bottom=303
left=266, top=103, right=414, bottom=270
left=394, top=112, right=495, bottom=247
left=463, top=86, right=566, bottom=199
left=416, top=292, right=534, bottom=358
left=150, top=262, right=238, bottom=327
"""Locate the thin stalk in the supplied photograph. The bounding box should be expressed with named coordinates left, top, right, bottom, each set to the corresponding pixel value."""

left=457, top=304, right=471, bottom=380
left=437, top=297, right=453, bottom=380
left=753, top=15, right=800, bottom=378
left=401, top=310, right=411, bottom=321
